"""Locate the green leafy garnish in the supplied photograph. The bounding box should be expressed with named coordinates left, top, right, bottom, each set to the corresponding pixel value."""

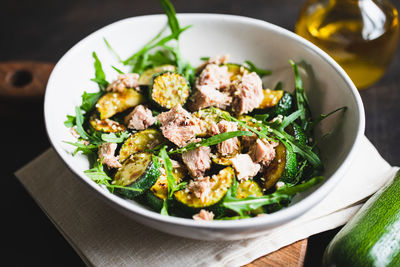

left=168, top=131, right=254, bottom=154
left=90, top=52, right=109, bottom=90
left=222, top=176, right=323, bottom=217
left=101, top=131, right=130, bottom=143
left=244, top=60, right=272, bottom=77
left=84, top=160, right=143, bottom=193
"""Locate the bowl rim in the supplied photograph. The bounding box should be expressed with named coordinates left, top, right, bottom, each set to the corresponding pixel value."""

left=44, top=13, right=365, bottom=229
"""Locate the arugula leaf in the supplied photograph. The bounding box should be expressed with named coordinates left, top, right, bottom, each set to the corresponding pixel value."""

left=84, top=159, right=143, bottom=193
left=63, top=141, right=97, bottom=156
left=91, top=52, right=109, bottom=90
left=244, top=60, right=272, bottom=77
left=159, top=146, right=179, bottom=215
left=74, top=106, right=90, bottom=140
left=289, top=60, right=311, bottom=130
left=81, top=91, right=103, bottom=112
left=104, top=37, right=122, bottom=62
left=274, top=81, right=283, bottom=91
left=64, top=115, right=76, bottom=128
left=101, top=131, right=130, bottom=143
left=168, top=131, right=254, bottom=154
left=200, top=56, right=210, bottom=61
left=222, top=176, right=323, bottom=216
left=159, top=0, right=181, bottom=39
left=112, top=66, right=124, bottom=74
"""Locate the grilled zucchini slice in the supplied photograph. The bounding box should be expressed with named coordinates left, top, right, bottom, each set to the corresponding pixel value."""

left=96, top=88, right=145, bottom=119
left=119, top=129, right=166, bottom=163
left=192, top=107, right=230, bottom=137
left=263, top=142, right=297, bottom=190
left=138, top=65, right=177, bottom=86
left=146, top=165, right=186, bottom=211
left=237, top=180, right=263, bottom=199
left=268, top=91, right=293, bottom=117
left=225, top=63, right=249, bottom=81
left=150, top=72, right=190, bottom=109
left=174, top=167, right=234, bottom=209
left=113, top=152, right=161, bottom=199
left=89, top=114, right=126, bottom=133
left=258, top=89, right=284, bottom=109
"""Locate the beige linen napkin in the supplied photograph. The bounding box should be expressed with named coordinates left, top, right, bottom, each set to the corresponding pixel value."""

left=15, top=136, right=398, bottom=267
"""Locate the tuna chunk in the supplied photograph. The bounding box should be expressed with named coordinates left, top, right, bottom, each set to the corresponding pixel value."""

left=182, top=146, right=211, bottom=178
left=193, top=209, right=215, bottom=221
left=197, top=64, right=231, bottom=89
left=249, top=139, right=276, bottom=166
left=197, top=54, right=230, bottom=71
left=186, top=176, right=214, bottom=202
left=188, top=85, right=231, bottom=111
left=232, top=72, right=263, bottom=114
left=157, top=105, right=201, bottom=147
left=107, top=73, right=140, bottom=93
left=124, top=105, right=155, bottom=130
left=231, top=154, right=261, bottom=181
left=98, top=142, right=122, bottom=168
left=211, top=120, right=240, bottom=156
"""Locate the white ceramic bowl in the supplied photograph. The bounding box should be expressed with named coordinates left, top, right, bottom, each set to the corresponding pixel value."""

left=44, top=14, right=365, bottom=240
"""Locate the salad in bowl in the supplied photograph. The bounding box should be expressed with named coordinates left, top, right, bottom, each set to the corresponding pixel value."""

left=63, top=0, right=342, bottom=222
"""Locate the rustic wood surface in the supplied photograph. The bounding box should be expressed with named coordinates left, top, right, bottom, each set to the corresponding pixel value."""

left=2, top=0, right=399, bottom=266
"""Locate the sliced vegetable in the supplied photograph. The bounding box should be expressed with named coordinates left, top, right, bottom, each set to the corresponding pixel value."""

left=113, top=153, right=161, bottom=199
left=192, top=107, right=230, bottom=137
left=237, top=180, right=264, bottom=214
left=138, top=64, right=177, bottom=85
left=323, top=170, right=400, bottom=267
left=150, top=71, right=190, bottom=109
left=258, top=89, right=284, bottom=109
left=89, top=114, right=126, bottom=133
left=174, top=167, right=234, bottom=209
left=146, top=165, right=186, bottom=211
left=119, top=129, right=166, bottom=163
left=263, top=142, right=297, bottom=189
left=237, top=180, right=263, bottom=199
left=212, top=153, right=237, bottom=166
left=96, top=88, right=145, bottom=119
left=267, top=91, right=293, bottom=117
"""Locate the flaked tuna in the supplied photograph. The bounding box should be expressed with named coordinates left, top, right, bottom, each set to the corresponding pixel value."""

left=232, top=72, right=263, bottom=114
left=157, top=105, right=201, bottom=147
left=182, top=146, right=211, bottom=178
left=211, top=120, right=240, bottom=156
left=188, top=85, right=231, bottom=111
left=249, top=139, right=277, bottom=166
left=231, top=154, right=261, bottom=181
left=124, top=105, right=155, bottom=130
left=186, top=176, right=214, bottom=202
left=107, top=73, right=140, bottom=93
left=197, top=64, right=231, bottom=89
left=98, top=142, right=122, bottom=168
left=193, top=209, right=215, bottom=221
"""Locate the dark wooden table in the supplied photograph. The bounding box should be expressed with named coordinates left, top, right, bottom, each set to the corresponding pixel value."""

left=2, top=0, right=399, bottom=266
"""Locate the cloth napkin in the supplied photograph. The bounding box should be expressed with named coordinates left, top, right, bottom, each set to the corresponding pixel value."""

left=15, top=136, right=398, bottom=267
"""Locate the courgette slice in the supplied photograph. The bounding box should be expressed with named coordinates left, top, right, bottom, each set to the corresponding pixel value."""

left=192, top=107, right=231, bottom=137
left=212, top=153, right=236, bottom=166
left=268, top=91, right=293, bottom=117
left=174, top=167, right=234, bottom=209
left=263, top=142, right=297, bottom=189
left=113, top=152, right=161, bottom=199
left=96, top=89, right=145, bottom=119
left=258, top=89, right=284, bottom=109
left=150, top=72, right=190, bottom=109
left=237, top=180, right=264, bottom=214
left=89, top=114, right=126, bottom=133
left=119, top=129, right=166, bottom=163
left=138, top=64, right=177, bottom=86
left=225, top=63, right=249, bottom=81
left=146, top=165, right=186, bottom=211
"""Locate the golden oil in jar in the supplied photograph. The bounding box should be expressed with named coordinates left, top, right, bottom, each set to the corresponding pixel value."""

left=296, top=0, right=399, bottom=89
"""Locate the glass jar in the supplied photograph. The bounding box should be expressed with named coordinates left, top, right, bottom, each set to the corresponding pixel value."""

left=295, top=0, right=399, bottom=89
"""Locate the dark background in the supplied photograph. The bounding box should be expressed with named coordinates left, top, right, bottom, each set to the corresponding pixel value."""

left=2, top=0, right=399, bottom=266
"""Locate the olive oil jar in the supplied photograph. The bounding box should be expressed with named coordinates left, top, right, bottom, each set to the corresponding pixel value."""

left=296, top=0, right=399, bottom=89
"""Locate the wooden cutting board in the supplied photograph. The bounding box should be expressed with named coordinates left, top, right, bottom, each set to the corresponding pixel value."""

left=0, top=61, right=308, bottom=266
